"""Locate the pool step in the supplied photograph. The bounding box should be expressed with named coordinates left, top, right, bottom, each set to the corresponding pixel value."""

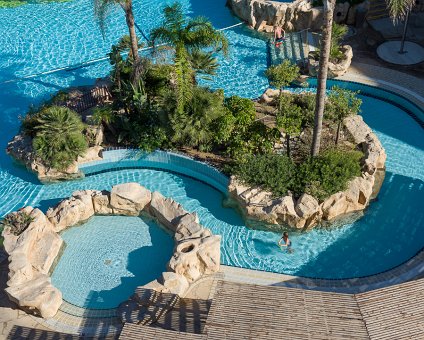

left=268, top=31, right=308, bottom=67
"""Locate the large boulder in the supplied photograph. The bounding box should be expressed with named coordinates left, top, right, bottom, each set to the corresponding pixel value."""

left=92, top=190, right=113, bottom=214
left=168, top=234, right=221, bottom=283
left=110, top=183, right=151, bottom=216
left=295, top=194, right=321, bottom=229
left=2, top=207, right=63, bottom=318
left=174, top=213, right=211, bottom=242
left=149, top=191, right=187, bottom=231
left=158, top=272, right=189, bottom=296
left=47, top=190, right=96, bottom=232
left=5, top=274, right=62, bottom=319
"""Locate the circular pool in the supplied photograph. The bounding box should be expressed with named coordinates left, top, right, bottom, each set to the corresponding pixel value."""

left=0, top=0, right=423, bottom=285
left=51, top=215, right=174, bottom=309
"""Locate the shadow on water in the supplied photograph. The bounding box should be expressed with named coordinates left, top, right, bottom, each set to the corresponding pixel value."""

left=82, top=219, right=174, bottom=309
left=179, top=175, right=245, bottom=226
left=294, top=172, right=424, bottom=279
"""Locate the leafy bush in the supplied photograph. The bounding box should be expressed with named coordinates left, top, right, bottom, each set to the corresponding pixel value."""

left=31, top=106, right=88, bottom=170
left=167, top=87, right=226, bottom=151
left=295, top=149, right=363, bottom=200
left=232, top=149, right=363, bottom=201
left=265, top=60, right=300, bottom=91
left=1, top=211, right=34, bottom=236
left=232, top=153, right=296, bottom=197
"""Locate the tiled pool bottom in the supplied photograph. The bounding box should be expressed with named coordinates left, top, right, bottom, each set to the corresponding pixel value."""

left=51, top=215, right=174, bottom=309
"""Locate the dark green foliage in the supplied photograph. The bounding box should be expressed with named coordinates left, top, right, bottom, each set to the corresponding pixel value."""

left=330, top=23, right=348, bottom=60
left=292, top=92, right=316, bottom=127
left=167, top=87, right=226, bottom=151
left=1, top=211, right=34, bottom=236
left=232, top=154, right=296, bottom=197
left=31, top=106, right=87, bottom=170
left=296, top=149, right=363, bottom=200
left=265, top=60, right=300, bottom=91
left=214, top=96, right=278, bottom=158
left=232, top=149, right=363, bottom=201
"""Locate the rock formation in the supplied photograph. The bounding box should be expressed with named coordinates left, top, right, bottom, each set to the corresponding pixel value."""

left=308, top=45, right=353, bottom=78
left=6, top=133, right=103, bottom=182
left=228, top=112, right=386, bottom=230
left=3, top=183, right=221, bottom=319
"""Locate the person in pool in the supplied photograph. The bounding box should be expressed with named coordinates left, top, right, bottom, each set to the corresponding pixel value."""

left=278, top=231, right=293, bottom=252
left=274, top=25, right=286, bottom=48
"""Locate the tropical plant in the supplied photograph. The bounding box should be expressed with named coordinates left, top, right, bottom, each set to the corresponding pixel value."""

left=296, top=149, right=363, bottom=200
left=276, top=95, right=303, bottom=158
left=330, top=23, right=348, bottom=60
left=1, top=210, right=34, bottom=236
left=94, top=0, right=141, bottom=82
left=151, top=2, right=228, bottom=112
left=31, top=106, right=87, bottom=170
left=385, top=0, right=415, bottom=53
left=92, top=105, right=117, bottom=135
left=327, top=87, right=362, bottom=144
left=311, top=0, right=336, bottom=157
left=265, top=60, right=300, bottom=98
left=167, top=87, right=226, bottom=151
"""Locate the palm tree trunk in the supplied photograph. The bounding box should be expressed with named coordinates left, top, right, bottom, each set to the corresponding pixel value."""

left=335, top=120, right=341, bottom=145
left=399, top=10, right=410, bottom=54
left=123, top=0, right=139, bottom=61
left=311, top=0, right=335, bottom=157
left=286, top=133, right=291, bottom=157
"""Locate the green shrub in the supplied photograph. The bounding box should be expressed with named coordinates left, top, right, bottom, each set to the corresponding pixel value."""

left=231, top=149, right=363, bottom=201
left=295, top=149, right=363, bottom=200
left=32, top=106, right=87, bottom=170
left=1, top=211, right=34, bottom=236
left=232, top=153, right=296, bottom=197
left=330, top=23, right=348, bottom=61
left=167, top=87, right=226, bottom=151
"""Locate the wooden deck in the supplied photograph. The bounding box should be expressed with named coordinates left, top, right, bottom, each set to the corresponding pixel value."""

left=119, top=278, right=424, bottom=340
left=205, top=281, right=369, bottom=340
left=356, top=279, right=424, bottom=340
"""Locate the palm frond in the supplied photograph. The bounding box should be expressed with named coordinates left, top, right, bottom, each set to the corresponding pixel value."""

left=386, top=0, right=415, bottom=22
left=93, top=0, right=118, bottom=38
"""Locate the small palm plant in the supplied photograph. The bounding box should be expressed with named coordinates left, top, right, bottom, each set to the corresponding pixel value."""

left=32, top=106, right=87, bottom=170
left=150, top=2, right=228, bottom=113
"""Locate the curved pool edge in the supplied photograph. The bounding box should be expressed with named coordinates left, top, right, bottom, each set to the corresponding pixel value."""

left=79, top=149, right=230, bottom=195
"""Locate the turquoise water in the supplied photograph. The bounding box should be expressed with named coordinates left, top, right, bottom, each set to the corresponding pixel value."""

left=51, top=215, right=174, bottom=309
left=0, top=0, right=423, bottom=293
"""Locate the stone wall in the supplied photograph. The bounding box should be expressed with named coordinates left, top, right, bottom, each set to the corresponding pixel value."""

left=2, top=183, right=221, bottom=319
left=227, top=0, right=363, bottom=32
left=228, top=114, right=386, bottom=230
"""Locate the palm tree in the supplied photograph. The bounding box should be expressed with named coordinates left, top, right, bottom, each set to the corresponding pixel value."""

left=150, top=2, right=228, bottom=113
left=94, top=0, right=140, bottom=61
left=310, top=0, right=336, bottom=157
left=386, top=0, right=415, bottom=53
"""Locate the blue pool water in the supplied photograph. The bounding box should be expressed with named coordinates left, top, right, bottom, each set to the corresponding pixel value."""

left=0, top=0, right=424, bottom=303
left=51, top=215, right=174, bottom=309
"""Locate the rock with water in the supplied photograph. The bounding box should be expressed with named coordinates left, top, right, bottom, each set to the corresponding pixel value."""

left=110, top=183, right=151, bottom=216
left=149, top=191, right=187, bottom=231
left=47, top=191, right=96, bottom=232
left=92, top=190, right=113, bottom=215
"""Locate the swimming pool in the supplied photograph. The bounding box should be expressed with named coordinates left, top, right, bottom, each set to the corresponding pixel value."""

left=0, top=0, right=424, bottom=287
left=51, top=215, right=174, bottom=309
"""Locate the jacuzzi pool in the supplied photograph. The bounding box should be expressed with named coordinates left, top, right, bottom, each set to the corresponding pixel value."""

left=51, top=215, right=174, bottom=309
